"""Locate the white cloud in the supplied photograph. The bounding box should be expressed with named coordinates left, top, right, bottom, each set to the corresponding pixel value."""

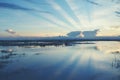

left=5, top=29, right=21, bottom=36
left=5, top=29, right=16, bottom=34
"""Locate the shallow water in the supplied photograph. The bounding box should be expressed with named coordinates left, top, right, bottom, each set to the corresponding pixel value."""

left=0, top=41, right=120, bottom=80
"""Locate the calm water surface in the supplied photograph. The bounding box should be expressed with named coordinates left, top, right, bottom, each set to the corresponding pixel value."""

left=0, top=41, right=120, bottom=80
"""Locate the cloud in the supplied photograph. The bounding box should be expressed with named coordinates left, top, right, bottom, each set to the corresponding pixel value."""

left=5, top=29, right=22, bottom=37
left=0, top=2, right=34, bottom=11
left=112, top=0, right=120, bottom=4
left=0, top=2, right=51, bottom=14
left=86, top=0, right=101, bottom=6
left=5, top=29, right=16, bottom=34
left=67, top=31, right=81, bottom=37
left=115, top=11, right=120, bottom=17
left=110, top=26, right=120, bottom=29
left=67, top=29, right=99, bottom=38
left=115, top=11, right=120, bottom=14
left=24, top=0, right=50, bottom=5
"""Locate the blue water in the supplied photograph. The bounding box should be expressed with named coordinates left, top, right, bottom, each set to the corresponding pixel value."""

left=0, top=41, right=120, bottom=80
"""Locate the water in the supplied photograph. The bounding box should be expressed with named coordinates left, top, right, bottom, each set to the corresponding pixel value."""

left=0, top=41, right=120, bottom=80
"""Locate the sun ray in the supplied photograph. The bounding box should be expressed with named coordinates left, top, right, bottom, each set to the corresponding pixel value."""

left=67, top=0, right=96, bottom=30
left=47, top=0, right=81, bottom=30
left=66, top=0, right=82, bottom=26
left=30, top=12, right=73, bottom=31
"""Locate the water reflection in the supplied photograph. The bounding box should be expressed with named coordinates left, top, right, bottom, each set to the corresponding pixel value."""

left=96, top=41, right=120, bottom=54
left=0, top=49, right=26, bottom=70
left=95, top=42, right=120, bottom=71
left=0, top=41, right=120, bottom=80
left=112, top=52, right=120, bottom=70
left=0, top=61, right=10, bottom=69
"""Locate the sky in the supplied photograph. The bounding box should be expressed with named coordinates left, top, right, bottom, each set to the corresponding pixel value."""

left=0, top=0, right=120, bottom=37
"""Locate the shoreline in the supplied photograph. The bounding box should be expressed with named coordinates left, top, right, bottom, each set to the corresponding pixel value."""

left=0, top=38, right=120, bottom=46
